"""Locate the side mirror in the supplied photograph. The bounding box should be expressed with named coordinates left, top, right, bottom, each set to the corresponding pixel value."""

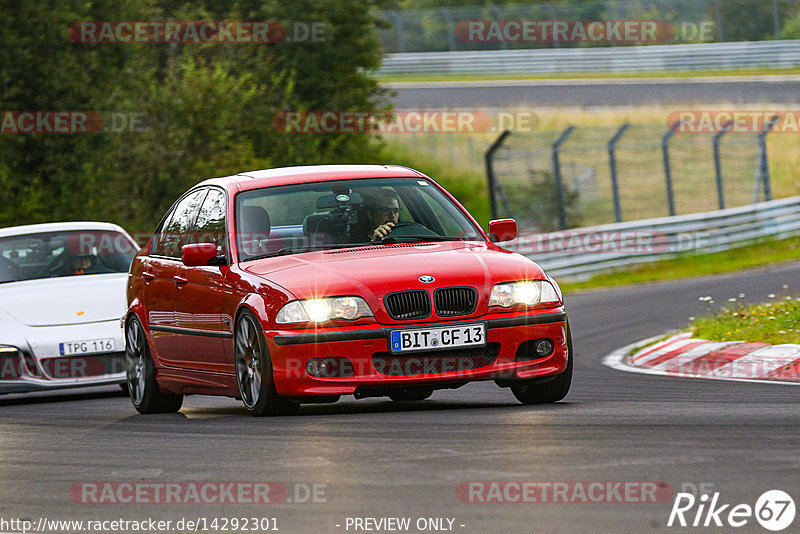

left=181, top=243, right=221, bottom=266
left=488, top=219, right=518, bottom=243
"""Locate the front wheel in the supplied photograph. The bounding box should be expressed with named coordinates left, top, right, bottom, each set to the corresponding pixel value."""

left=235, top=310, right=299, bottom=416
left=510, top=318, right=573, bottom=405
left=125, top=316, right=183, bottom=413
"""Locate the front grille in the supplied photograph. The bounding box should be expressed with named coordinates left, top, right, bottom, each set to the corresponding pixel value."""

left=372, top=343, right=500, bottom=376
left=384, top=290, right=431, bottom=320
left=434, top=287, right=478, bottom=317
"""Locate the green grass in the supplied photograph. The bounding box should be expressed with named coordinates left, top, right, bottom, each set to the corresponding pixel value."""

left=560, top=235, right=800, bottom=292
left=377, top=67, right=800, bottom=83
left=692, top=297, right=800, bottom=345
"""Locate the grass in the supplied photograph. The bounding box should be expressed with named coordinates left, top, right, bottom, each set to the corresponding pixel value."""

left=377, top=67, right=800, bottom=84
left=692, top=296, right=800, bottom=345
left=559, top=235, right=800, bottom=292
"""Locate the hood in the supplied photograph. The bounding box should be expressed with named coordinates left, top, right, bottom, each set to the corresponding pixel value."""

left=0, top=273, right=128, bottom=326
left=242, top=242, right=545, bottom=300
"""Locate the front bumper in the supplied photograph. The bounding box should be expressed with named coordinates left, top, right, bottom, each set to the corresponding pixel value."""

left=0, top=320, right=126, bottom=395
left=266, top=310, right=568, bottom=398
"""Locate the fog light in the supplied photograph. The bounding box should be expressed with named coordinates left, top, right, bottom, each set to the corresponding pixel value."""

left=535, top=339, right=555, bottom=357
left=305, top=357, right=355, bottom=378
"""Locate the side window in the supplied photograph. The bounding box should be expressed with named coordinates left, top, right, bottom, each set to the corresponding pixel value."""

left=153, top=189, right=207, bottom=258
left=192, top=189, right=227, bottom=256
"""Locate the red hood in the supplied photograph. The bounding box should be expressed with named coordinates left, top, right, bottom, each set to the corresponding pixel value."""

left=241, top=241, right=546, bottom=300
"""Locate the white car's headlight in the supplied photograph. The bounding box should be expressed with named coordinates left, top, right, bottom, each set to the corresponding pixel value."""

left=276, top=297, right=374, bottom=324
left=489, top=281, right=562, bottom=308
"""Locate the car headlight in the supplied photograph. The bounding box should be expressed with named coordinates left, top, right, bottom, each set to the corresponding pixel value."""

left=489, top=281, right=562, bottom=308
left=276, top=297, right=374, bottom=324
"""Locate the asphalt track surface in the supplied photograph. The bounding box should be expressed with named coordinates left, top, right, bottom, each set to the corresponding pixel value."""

left=2, top=262, right=798, bottom=533
left=387, top=76, right=800, bottom=108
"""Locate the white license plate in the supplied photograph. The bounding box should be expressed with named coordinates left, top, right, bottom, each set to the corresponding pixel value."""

left=59, top=338, right=116, bottom=356
left=389, top=323, right=486, bottom=353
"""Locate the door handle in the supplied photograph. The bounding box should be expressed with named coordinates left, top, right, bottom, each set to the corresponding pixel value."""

left=173, top=275, right=188, bottom=285
left=142, top=271, right=155, bottom=281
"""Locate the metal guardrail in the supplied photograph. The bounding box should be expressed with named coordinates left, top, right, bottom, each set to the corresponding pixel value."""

left=379, top=40, right=800, bottom=74
left=506, top=196, right=800, bottom=280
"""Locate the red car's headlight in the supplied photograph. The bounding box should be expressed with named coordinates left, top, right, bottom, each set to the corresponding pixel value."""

left=276, top=297, right=374, bottom=324
left=488, top=280, right=562, bottom=309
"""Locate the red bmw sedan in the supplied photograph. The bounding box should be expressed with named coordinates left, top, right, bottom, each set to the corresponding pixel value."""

left=125, top=165, right=572, bottom=415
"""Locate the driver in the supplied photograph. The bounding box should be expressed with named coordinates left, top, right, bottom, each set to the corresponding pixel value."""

left=364, top=189, right=401, bottom=241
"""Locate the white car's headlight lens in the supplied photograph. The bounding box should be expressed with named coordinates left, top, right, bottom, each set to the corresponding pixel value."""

left=276, top=297, right=373, bottom=324
left=489, top=281, right=561, bottom=308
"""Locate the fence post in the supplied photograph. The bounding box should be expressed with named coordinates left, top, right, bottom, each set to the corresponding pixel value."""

left=757, top=114, right=780, bottom=202
left=552, top=125, right=576, bottom=230
left=438, top=9, right=458, bottom=51
left=712, top=121, right=733, bottom=210
left=662, top=122, right=680, bottom=217
left=385, top=11, right=406, bottom=53
left=485, top=130, right=512, bottom=221
left=607, top=123, right=630, bottom=223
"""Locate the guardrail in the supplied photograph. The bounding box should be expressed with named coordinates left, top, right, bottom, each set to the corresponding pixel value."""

left=506, top=196, right=800, bottom=280
left=379, top=40, right=800, bottom=74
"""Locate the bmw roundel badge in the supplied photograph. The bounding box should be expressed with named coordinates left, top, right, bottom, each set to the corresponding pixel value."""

left=418, top=275, right=435, bottom=283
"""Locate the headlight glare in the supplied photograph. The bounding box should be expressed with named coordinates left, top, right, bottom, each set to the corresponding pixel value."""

left=276, top=296, right=373, bottom=324
left=304, top=299, right=331, bottom=323
left=489, top=281, right=561, bottom=308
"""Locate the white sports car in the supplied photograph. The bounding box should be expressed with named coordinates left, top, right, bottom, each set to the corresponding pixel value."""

left=0, top=222, right=139, bottom=394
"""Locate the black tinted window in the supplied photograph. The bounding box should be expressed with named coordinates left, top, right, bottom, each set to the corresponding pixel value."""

left=153, top=189, right=207, bottom=258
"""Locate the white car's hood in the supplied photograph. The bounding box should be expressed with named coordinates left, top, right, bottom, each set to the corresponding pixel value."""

left=0, top=273, right=128, bottom=326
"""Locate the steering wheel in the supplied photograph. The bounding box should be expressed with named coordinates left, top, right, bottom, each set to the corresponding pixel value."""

left=384, top=222, right=440, bottom=238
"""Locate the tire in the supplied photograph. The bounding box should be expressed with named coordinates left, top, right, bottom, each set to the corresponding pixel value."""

left=235, top=310, right=299, bottom=416
left=125, top=316, right=183, bottom=414
left=388, top=388, right=434, bottom=402
left=510, top=318, right=573, bottom=405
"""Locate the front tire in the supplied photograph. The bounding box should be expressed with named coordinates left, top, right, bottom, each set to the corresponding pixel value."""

left=510, top=318, right=573, bottom=405
left=235, top=310, right=299, bottom=416
left=125, top=316, right=183, bottom=414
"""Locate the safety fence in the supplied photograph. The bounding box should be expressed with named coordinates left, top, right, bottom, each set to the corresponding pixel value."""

left=378, top=40, right=800, bottom=74
left=486, top=118, right=778, bottom=231
left=506, top=195, right=800, bottom=279
left=379, top=0, right=800, bottom=54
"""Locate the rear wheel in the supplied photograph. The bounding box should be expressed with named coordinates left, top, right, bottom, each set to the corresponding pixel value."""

left=510, top=318, right=573, bottom=405
left=125, top=316, right=183, bottom=413
left=235, top=310, right=299, bottom=416
left=388, top=388, right=434, bottom=402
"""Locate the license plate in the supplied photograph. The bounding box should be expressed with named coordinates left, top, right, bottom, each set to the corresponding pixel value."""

left=59, top=338, right=116, bottom=356
left=389, top=323, right=486, bottom=353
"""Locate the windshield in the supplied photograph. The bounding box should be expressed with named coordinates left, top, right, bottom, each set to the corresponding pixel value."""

left=0, top=230, right=138, bottom=283
left=235, top=177, right=485, bottom=261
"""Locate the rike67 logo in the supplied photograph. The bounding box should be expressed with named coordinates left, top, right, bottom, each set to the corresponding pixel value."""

left=668, top=490, right=796, bottom=531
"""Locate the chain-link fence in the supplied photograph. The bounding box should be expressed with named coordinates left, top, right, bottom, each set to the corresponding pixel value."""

left=379, top=0, right=800, bottom=53
left=486, top=121, right=776, bottom=230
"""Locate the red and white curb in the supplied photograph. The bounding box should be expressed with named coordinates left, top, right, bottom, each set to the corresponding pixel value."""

left=603, top=332, right=800, bottom=385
